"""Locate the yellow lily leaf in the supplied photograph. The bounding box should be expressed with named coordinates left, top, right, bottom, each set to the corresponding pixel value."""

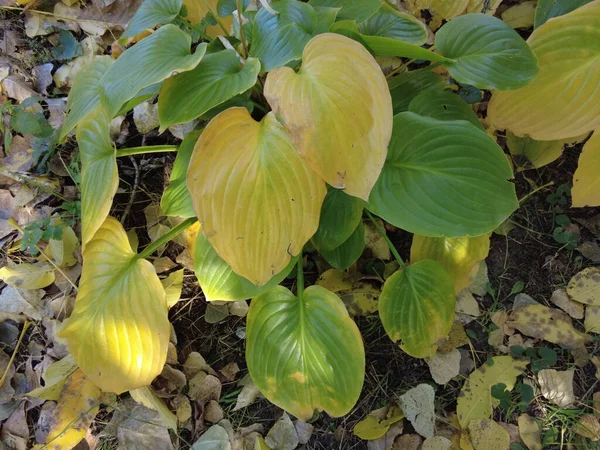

left=186, top=108, right=326, bottom=285
left=567, top=267, right=600, bottom=306
left=572, top=129, right=600, bottom=207
left=45, top=369, right=102, bottom=449
left=467, top=419, right=510, bottom=450
left=264, top=33, right=392, bottom=201
left=0, top=262, right=55, bottom=289
left=59, top=217, right=170, bottom=394
left=410, top=234, right=490, bottom=294
left=353, top=405, right=404, bottom=440
left=404, top=0, right=469, bottom=30
left=183, top=0, right=232, bottom=38
left=507, top=304, right=592, bottom=349
left=488, top=2, right=600, bottom=140
left=457, top=356, right=528, bottom=428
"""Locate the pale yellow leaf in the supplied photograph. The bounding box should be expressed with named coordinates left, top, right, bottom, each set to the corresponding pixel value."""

left=518, top=414, right=541, bottom=450
left=45, top=369, right=101, bottom=449
left=46, top=225, right=79, bottom=268
left=183, top=0, right=232, bottom=38
left=467, top=419, right=510, bottom=450
left=264, top=33, right=392, bottom=200
left=161, top=269, right=184, bottom=308
left=572, top=129, right=600, bottom=207
left=130, top=386, right=177, bottom=431
left=404, top=0, right=469, bottom=29
left=507, top=304, right=592, bottom=349
left=186, top=108, right=326, bottom=285
left=59, top=217, right=170, bottom=393
left=27, top=355, right=77, bottom=401
left=353, top=405, right=404, bottom=440
left=585, top=305, right=600, bottom=333
left=501, top=2, right=536, bottom=29
left=567, top=267, right=600, bottom=306
left=0, top=262, right=55, bottom=289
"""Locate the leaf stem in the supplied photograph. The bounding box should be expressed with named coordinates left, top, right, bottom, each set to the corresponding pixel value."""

left=296, top=250, right=304, bottom=299
left=117, top=145, right=178, bottom=157
left=0, top=321, right=30, bottom=388
left=518, top=181, right=554, bottom=205
left=200, top=0, right=229, bottom=35
left=236, top=0, right=248, bottom=58
left=365, top=210, right=405, bottom=267
left=137, top=217, right=197, bottom=259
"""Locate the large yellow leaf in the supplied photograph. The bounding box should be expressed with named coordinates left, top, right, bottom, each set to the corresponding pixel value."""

left=264, top=33, right=392, bottom=201
left=186, top=108, right=326, bottom=286
left=183, top=0, right=232, bottom=38
left=59, top=217, right=170, bottom=394
left=45, top=369, right=102, bottom=449
left=572, top=129, right=600, bottom=207
left=488, top=2, right=600, bottom=140
left=410, top=234, right=490, bottom=294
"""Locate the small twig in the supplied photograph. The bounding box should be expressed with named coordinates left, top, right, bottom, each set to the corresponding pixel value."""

left=120, top=155, right=139, bottom=225
left=0, top=321, right=30, bottom=388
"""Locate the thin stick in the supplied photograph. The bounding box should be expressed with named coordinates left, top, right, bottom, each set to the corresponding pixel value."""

left=200, top=0, right=229, bottom=35
left=365, top=210, right=405, bottom=267
left=0, top=321, right=30, bottom=388
left=236, top=0, right=248, bottom=57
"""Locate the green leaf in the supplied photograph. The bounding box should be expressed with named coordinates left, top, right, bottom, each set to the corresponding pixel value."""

left=194, top=230, right=297, bottom=301
left=217, top=0, right=250, bottom=16
left=320, top=221, right=365, bottom=270
left=116, top=83, right=163, bottom=117
left=379, top=260, right=455, bottom=358
left=249, top=0, right=326, bottom=72
left=534, top=0, right=594, bottom=28
left=10, top=108, right=53, bottom=137
left=77, top=108, right=118, bottom=248
left=123, top=0, right=183, bottom=38
left=160, top=131, right=200, bottom=218
left=60, top=56, right=113, bottom=140
left=368, top=112, right=518, bottom=237
left=436, top=14, right=538, bottom=90
left=358, top=3, right=427, bottom=45
left=51, top=30, right=83, bottom=61
left=388, top=68, right=445, bottom=114
left=309, top=0, right=381, bottom=21
left=312, top=188, right=364, bottom=252
left=159, top=50, right=260, bottom=129
left=246, top=285, right=365, bottom=420
left=362, top=35, right=451, bottom=62
left=99, top=24, right=206, bottom=117
left=408, top=90, right=483, bottom=129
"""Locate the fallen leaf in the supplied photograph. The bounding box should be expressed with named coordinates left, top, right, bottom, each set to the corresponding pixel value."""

left=550, top=289, right=584, bottom=319
left=27, top=354, right=77, bottom=401
left=2, top=75, right=38, bottom=102
left=457, top=356, right=528, bottom=428
left=191, top=424, right=230, bottom=449
left=364, top=219, right=391, bottom=260
left=189, top=372, right=222, bottom=405
left=468, top=419, right=510, bottom=450
left=427, top=349, right=461, bottom=385
left=0, top=286, right=45, bottom=320
left=316, top=269, right=352, bottom=292
left=399, top=383, right=436, bottom=438
left=456, top=289, right=481, bottom=317
left=567, top=267, right=600, bottom=306
left=183, top=352, right=214, bottom=378
left=32, top=63, right=54, bottom=95
left=438, top=322, right=470, bottom=353
left=294, top=420, right=314, bottom=445
left=130, top=386, right=177, bottom=431
left=512, top=293, right=540, bottom=310
left=0, top=262, right=55, bottom=289
left=133, top=101, right=159, bottom=134
left=392, top=433, right=422, bottom=450
left=518, top=414, right=541, bottom=450
left=219, top=362, right=240, bottom=382
left=537, top=369, right=576, bottom=407
left=572, top=346, right=590, bottom=367
left=45, top=369, right=102, bottom=449
left=422, top=435, right=452, bottom=450
left=591, top=356, right=600, bottom=380
left=585, top=305, right=600, bottom=333
left=205, top=302, right=229, bottom=323
left=203, top=400, right=224, bottom=423
left=578, top=241, right=600, bottom=262
left=45, top=225, right=80, bottom=268
left=161, top=269, right=184, bottom=308
left=370, top=421, right=404, bottom=450
left=501, top=1, right=536, bottom=28
left=354, top=405, right=404, bottom=440
left=229, top=300, right=248, bottom=317
left=232, top=374, right=261, bottom=411
left=575, top=414, right=600, bottom=441
left=265, top=413, right=299, bottom=450
left=469, top=262, right=488, bottom=296
left=507, top=304, right=591, bottom=349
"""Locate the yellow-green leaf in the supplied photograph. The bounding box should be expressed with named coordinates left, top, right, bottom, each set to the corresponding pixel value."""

left=186, top=108, right=326, bottom=286
left=468, top=419, right=510, bottom=450
left=46, top=225, right=79, bottom=267
left=518, top=414, right=542, bottom=450
left=264, top=33, right=392, bottom=200
left=353, top=405, right=404, bottom=440
left=567, top=267, right=600, bottom=306
left=246, top=285, right=365, bottom=421
left=507, top=304, right=592, bottom=349
left=379, top=260, right=455, bottom=358
left=0, top=262, right=55, bottom=289
left=506, top=132, right=582, bottom=170
left=130, top=386, right=177, bottom=431
left=161, top=268, right=184, bottom=308
left=77, top=107, right=118, bottom=249
left=502, top=1, right=536, bottom=29
left=45, top=369, right=102, bottom=449
left=457, top=356, right=528, bottom=428
left=183, top=0, right=232, bottom=38
left=410, top=234, right=490, bottom=294
left=27, top=355, right=77, bottom=401
left=59, top=217, right=170, bottom=394
left=488, top=2, right=600, bottom=140
left=572, top=129, right=600, bottom=207
left=404, top=0, right=469, bottom=30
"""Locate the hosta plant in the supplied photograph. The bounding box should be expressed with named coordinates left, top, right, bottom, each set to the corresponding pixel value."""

left=54, top=0, right=600, bottom=428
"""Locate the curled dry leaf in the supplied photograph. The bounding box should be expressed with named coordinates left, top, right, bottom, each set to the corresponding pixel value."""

left=537, top=369, right=576, bottom=407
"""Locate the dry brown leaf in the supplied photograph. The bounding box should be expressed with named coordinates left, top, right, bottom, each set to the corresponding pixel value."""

left=550, top=289, right=584, bottom=319
left=578, top=241, right=600, bottom=262
left=203, top=399, right=224, bottom=423
left=188, top=373, right=221, bottom=405
left=575, top=414, right=600, bottom=441
left=393, top=433, right=422, bottom=450
left=537, top=369, right=576, bottom=407
left=518, top=414, right=541, bottom=450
